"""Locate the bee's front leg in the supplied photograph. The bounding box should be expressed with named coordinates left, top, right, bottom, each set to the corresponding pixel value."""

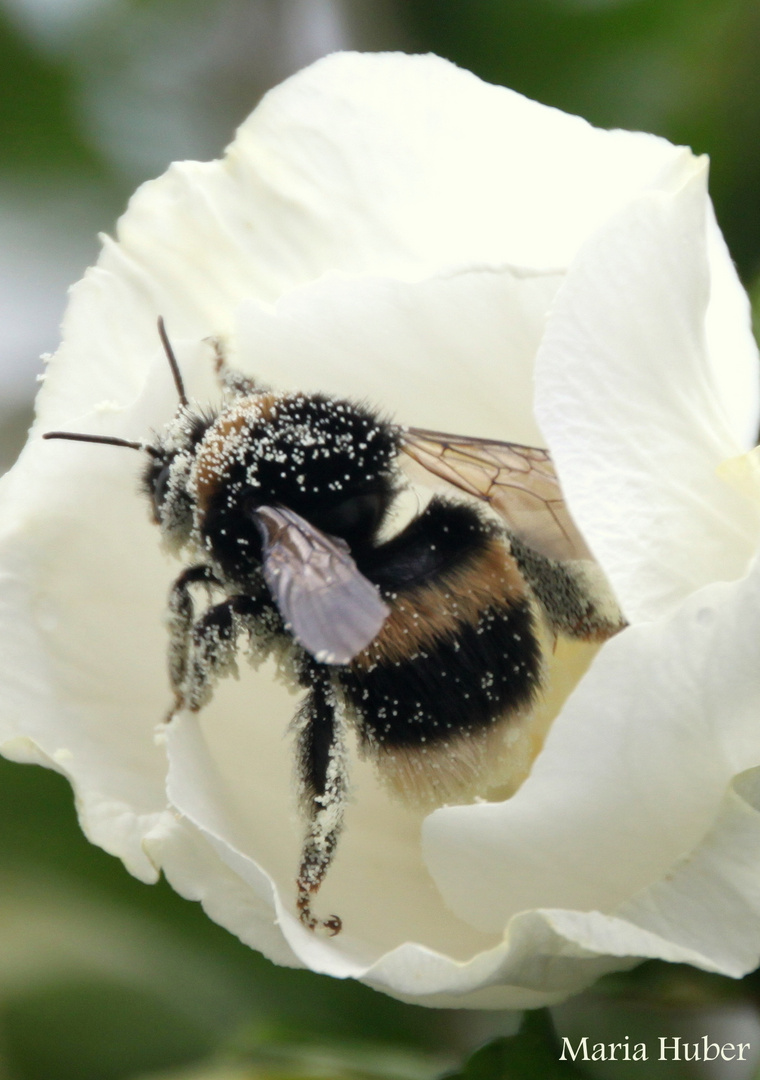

left=181, top=591, right=281, bottom=715
left=165, top=568, right=269, bottom=718
left=293, top=672, right=348, bottom=936
left=206, top=335, right=260, bottom=399
left=165, top=565, right=222, bottom=720
left=181, top=598, right=243, bottom=714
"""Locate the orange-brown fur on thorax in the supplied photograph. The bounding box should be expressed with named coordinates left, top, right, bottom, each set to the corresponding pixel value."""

left=192, top=392, right=279, bottom=512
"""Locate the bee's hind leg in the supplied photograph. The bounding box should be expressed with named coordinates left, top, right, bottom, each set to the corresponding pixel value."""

left=508, top=535, right=627, bottom=641
left=293, top=673, right=349, bottom=936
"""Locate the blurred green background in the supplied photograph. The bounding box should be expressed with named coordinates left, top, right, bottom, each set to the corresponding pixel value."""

left=2, top=2, right=760, bottom=1078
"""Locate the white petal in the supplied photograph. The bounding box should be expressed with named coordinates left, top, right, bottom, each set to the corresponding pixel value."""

left=235, top=266, right=561, bottom=442
left=359, top=908, right=708, bottom=1008
left=231, top=52, right=698, bottom=276
left=423, top=550, right=760, bottom=952
left=0, top=446, right=173, bottom=881
left=143, top=813, right=302, bottom=971
left=621, top=767, right=760, bottom=976
left=163, top=667, right=500, bottom=975
left=63, top=51, right=698, bottom=367
left=536, top=165, right=760, bottom=622
left=704, top=206, right=760, bottom=449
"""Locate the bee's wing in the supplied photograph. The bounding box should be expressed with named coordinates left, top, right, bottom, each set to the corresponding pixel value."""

left=401, top=426, right=593, bottom=563
left=254, top=505, right=390, bottom=665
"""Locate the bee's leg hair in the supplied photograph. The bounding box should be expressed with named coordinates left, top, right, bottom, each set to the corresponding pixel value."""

left=508, top=534, right=626, bottom=641
left=181, top=599, right=242, bottom=714
left=206, top=335, right=261, bottom=398
left=293, top=673, right=348, bottom=936
left=182, top=593, right=275, bottom=715
left=165, top=565, right=222, bottom=720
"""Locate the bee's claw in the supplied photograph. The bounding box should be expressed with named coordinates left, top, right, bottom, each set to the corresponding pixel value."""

left=297, top=889, right=342, bottom=936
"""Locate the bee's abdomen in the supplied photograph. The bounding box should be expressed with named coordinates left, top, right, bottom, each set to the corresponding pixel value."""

left=342, top=592, right=540, bottom=749
left=343, top=501, right=543, bottom=749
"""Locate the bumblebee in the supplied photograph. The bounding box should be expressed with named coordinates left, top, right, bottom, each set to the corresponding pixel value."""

left=45, top=320, right=624, bottom=935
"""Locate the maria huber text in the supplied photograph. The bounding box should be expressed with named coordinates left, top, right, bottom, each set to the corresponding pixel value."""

left=560, top=1035, right=751, bottom=1063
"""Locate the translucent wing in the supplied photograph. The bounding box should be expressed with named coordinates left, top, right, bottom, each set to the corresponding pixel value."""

left=254, top=505, right=390, bottom=665
left=401, top=426, right=592, bottom=563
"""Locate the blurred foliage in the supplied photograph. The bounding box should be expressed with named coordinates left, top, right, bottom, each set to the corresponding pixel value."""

left=0, top=755, right=457, bottom=1079
left=3, top=2, right=760, bottom=1079
left=443, top=1011, right=590, bottom=1079
left=5, top=979, right=215, bottom=1080
left=0, top=5, right=106, bottom=177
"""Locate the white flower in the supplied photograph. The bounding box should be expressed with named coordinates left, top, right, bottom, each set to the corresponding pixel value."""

left=2, top=51, right=760, bottom=1009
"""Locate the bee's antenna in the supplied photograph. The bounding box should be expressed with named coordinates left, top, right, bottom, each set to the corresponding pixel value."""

left=43, top=431, right=161, bottom=458
left=157, top=316, right=188, bottom=408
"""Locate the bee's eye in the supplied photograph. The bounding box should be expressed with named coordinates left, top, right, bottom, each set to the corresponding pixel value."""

left=311, top=493, right=386, bottom=538
left=152, top=462, right=174, bottom=514
left=142, top=453, right=178, bottom=523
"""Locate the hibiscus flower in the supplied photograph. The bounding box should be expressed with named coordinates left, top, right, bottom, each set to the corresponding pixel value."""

left=1, top=51, right=759, bottom=1009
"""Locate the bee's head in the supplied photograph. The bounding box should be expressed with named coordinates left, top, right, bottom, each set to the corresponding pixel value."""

left=43, top=318, right=212, bottom=551
left=139, top=406, right=217, bottom=550
left=44, top=322, right=401, bottom=563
